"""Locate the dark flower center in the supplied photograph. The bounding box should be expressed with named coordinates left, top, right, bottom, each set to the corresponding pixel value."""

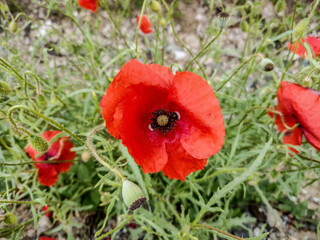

left=44, top=153, right=51, bottom=161
left=149, top=108, right=180, bottom=134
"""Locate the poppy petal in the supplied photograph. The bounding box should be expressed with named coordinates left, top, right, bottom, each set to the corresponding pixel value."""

left=137, top=15, right=153, bottom=34
left=54, top=138, right=75, bottom=172
left=282, top=127, right=303, bottom=154
left=162, top=141, right=207, bottom=181
left=78, top=0, right=98, bottom=12
left=37, top=165, right=59, bottom=186
left=101, top=59, right=172, bottom=139
left=168, top=71, right=225, bottom=159
left=278, top=81, right=320, bottom=151
left=113, top=86, right=169, bottom=173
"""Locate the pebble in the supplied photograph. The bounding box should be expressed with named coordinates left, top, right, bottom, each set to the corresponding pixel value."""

left=311, top=197, right=319, bottom=204
left=173, top=49, right=187, bottom=61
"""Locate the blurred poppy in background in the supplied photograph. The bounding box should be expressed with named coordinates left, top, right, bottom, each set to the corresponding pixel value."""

left=268, top=81, right=320, bottom=153
left=25, top=131, right=76, bottom=186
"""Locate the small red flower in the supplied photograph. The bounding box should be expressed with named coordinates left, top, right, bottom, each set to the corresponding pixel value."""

left=287, top=36, right=320, bottom=58
left=136, top=15, right=153, bottom=34
left=100, top=60, right=225, bottom=180
left=268, top=81, right=320, bottom=153
left=38, top=237, right=57, bottom=240
left=25, top=131, right=76, bottom=186
left=41, top=205, right=53, bottom=218
left=78, top=0, right=99, bottom=12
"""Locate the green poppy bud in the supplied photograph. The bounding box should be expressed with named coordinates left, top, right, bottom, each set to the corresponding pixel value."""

left=0, top=81, right=10, bottom=95
left=121, top=180, right=146, bottom=211
left=217, top=12, right=230, bottom=29
left=4, top=213, right=17, bottom=225
left=275, top=0, right=285, bottom=13
left=29, top=135, right=49, bottom=153
left=293, top=19, right=308, bottom=38
left=9, top=20, right=18, bottom=33
left=159, top=17, right=166, bottom=27
left=150, top=0, right=161, bottom=13
left=260, top=58, right=274, bottom=72
left=36, top=94, right=47, bottom=108
left=240, top=21, right=249, bottom=32
left=100, top=192, right=111, bottom=205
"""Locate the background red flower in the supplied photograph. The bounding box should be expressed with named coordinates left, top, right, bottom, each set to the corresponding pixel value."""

left=100, top=60, right=225, bottom=180
left=38, top=237, right=57, bottom=240
left=287, top=36, right=320, bottom=58
left=78, top=0, right=99, bottom=12
left=136, top=15, right=153, bottom=34
left=25, top=131, right=76, bottom=186
left=268, top=81, right=320, bottom=153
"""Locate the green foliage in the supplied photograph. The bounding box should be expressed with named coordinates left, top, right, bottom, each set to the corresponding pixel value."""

left=0, top=0, right=320, bottom=239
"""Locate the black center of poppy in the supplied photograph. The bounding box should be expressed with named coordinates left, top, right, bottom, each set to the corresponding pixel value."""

left=149, top=108, right=180, bottom=134
left=44, top=153, right=51, bottom=161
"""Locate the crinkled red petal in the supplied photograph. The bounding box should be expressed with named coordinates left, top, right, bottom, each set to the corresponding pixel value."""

left=101, top=59, right=172, bottom=139
left=54, top=138, right=75, bottom=172
left=162, top=140, right=207, bottom=181
left=78, top=0, right=98, bottom=12
left=37, top=165, right=59, bottom=186
left=287, top=36, right=320, bottom=58
left=137, top=15, right=152, bottom=34
left=113, top=85, right=169, bottom=173
left=168, top=71, right=225, bottom=159
left=38, top=237, right=57, bottom=240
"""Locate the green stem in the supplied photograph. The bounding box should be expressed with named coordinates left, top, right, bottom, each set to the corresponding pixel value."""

left=86, top=124, right=125, bottom=181
left=281, top=0, right=319, bottom=82
left=0, top=160, right=77, bottom=166
left=7, top=105, right=85, bottom=145
left=185, top=30, right=223, bottom=70
left=192, top=224, right=244, bottom=240
left=135, top=0, right=148, bottom=55
left=285, top=0, right=298, bottom=64
left=215, top=54, right=263, bottom=91
left=193, top=168, right=246, bottom=183
left=0, top=200, right=38, bottom=205
left=103, top=3, right=133, bottom=56
left=160, top=0, right=206, bottom=79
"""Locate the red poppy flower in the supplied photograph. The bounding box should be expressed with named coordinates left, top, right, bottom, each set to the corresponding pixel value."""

left=136, top=15, right=153, bottom=34
left=287, top=36, right=320, bottom=58
left=268, top=81, right=320, bottom=153
left=78, top=0, right=99, bottom=13
left=41, top=205, right=52, bottom=218
left=25, top=131, right=76, bottom=186
left=38, top=237, right=57, bottom=240
left=100, top=60, right=225, bottom=180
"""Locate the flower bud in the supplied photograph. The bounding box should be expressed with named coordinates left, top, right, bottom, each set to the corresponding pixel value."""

left=9, top=20, right=18, bottom=33
left=121, top=180, right=146, bottom=211
left=100, top=192, right=111, bottom=205
left=159, top=17, right=166, bottom=27
left=150, top=0, right=161, bottom=13
left=81, top=150, right=91, bottom=162
left=217, top=12, right=230, bottom=29
left=275, top=0, right=285, bottom=13
left=260, top=58, right=274, bottom=72
left=240, top=21, right=249, bottom=32
left=293, top=19, right=308, bottom=38
left=37, top=94, right=47, bottom=108
left=301, top=76, right=312, bottom=88
left=29, top=135, right=49, bottom=153
left=4, top=213, right=17, bottom=225
left=0, top=81, right=10, bottom=95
